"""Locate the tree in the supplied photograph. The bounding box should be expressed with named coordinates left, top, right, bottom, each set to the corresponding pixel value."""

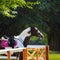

left=21, top=0, right=60, bottom=51
left=0, top=0, right=60, bottom=51
left=37, top=0, right=60, bottom=51
left=0, top=0, right=39, bottom=18
left=0, top=0, right=40, bottom=37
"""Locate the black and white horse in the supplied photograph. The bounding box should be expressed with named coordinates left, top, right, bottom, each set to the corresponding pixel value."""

left=0, top=27, right=44, bottom=60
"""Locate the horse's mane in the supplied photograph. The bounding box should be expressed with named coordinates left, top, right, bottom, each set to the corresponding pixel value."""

left=14, top=27, right=31, bottom=41
left=19, top=27, right=31, bottom=36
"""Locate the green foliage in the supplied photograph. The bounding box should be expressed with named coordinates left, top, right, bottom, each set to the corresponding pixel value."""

left=0, top=0, right=40, bottom=18
left=29, top=32, right=48, bottom=45
left=41, top=32, right=48, bottom=45
left=0, top=0, right=60, bottom=49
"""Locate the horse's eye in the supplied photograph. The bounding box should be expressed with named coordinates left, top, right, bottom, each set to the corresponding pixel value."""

left=28, top=31, right=31, bottom=33
left=35, top=30, right=37, bottom=32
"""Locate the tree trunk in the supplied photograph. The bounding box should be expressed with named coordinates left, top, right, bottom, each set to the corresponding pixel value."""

left=48, top=30, right=60, bottom=51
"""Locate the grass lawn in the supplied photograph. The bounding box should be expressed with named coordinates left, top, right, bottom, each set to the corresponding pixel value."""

left=49, top=54, right=60, bottom=60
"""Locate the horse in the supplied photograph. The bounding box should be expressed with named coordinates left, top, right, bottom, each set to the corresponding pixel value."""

left=0, top=27, right=44, bottom=60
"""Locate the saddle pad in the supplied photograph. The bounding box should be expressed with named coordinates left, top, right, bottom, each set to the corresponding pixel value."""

left=1, top=40, right=17, bottom=48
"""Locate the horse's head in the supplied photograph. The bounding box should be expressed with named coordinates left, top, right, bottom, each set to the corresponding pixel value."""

left=23, top=27, right=44, bottom=47
left=31, top=27, right=44, bottom=39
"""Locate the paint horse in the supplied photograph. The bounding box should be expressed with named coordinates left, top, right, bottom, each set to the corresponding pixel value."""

left=0, top=27, right=44, bottom=60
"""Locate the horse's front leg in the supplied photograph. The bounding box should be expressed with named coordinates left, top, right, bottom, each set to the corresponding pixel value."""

left=17, top=52, right=23, bottom=60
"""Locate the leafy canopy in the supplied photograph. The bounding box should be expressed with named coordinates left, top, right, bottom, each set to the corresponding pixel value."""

left=0, top=0, right=40, bottom=18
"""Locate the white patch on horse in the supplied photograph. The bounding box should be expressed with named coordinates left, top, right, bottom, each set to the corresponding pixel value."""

left=14, top=27, right=31, bottom=47
left=35, top=27, right=38, bottom=30
left=38, top=30, right=44, bottom=37
left=19, top=27, right=31, bottom=41
left=35, top=27, right=44, bottom=38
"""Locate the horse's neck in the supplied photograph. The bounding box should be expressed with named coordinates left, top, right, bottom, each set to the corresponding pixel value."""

left=15, top=27, right=31, bottom=43
left=23, top=36, right=31, bottom=47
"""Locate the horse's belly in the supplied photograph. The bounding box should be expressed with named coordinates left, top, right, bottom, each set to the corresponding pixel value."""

left=14, top=40, right=24, bottom=48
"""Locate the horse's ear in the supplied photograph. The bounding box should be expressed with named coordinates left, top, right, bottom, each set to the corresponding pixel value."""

left=31, top=26, right=34, bottom=28
left=31, top=26, right=37, bottom=31
left=31, top=26, right=35, bottom=30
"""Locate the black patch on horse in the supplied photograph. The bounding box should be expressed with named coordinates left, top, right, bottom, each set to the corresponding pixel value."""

left=8, top=36, right=15, bottom=48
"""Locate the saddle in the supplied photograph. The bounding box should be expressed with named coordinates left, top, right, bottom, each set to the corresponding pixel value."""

left=1, top=36, right=17, bottom=48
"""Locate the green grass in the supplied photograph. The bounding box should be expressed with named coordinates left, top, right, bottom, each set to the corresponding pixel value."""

left=49, top=54, right=60, bottom=60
